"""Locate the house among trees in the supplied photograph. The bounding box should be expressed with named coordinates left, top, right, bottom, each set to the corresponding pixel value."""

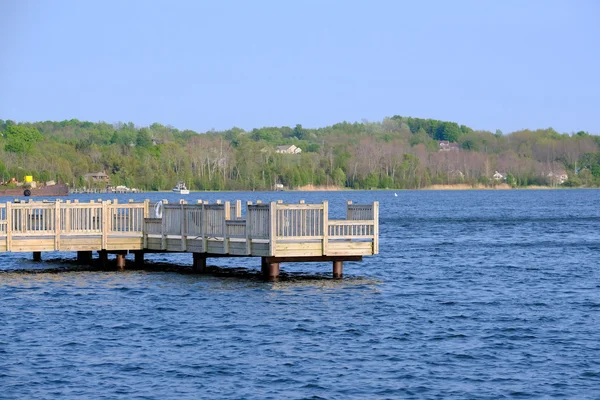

left=439, top=140, right=460, bottom=152
left=547, top=170, right=568, bottom=185
left=276, top=144, right=302, bottom=154
left=83, top=172, right=110, bottom=184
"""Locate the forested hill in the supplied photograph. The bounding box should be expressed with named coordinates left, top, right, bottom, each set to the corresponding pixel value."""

left=0, top=117, right=598, bottom=190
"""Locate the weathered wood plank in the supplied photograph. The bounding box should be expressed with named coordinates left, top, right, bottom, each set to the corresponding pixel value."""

left=274, top=249, right=324, bottom=257
left=326, top=241, right=372, bottom=256
left=266, top=255, right=362, bottom=263
left=275, top=242, right=322, bottom=251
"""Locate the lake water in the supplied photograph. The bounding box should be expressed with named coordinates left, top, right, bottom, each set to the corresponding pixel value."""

left=1, top=189, right=600, bottom=399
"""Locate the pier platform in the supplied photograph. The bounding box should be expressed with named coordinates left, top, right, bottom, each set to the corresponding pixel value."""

left=0, top=199, right=378, bottom=279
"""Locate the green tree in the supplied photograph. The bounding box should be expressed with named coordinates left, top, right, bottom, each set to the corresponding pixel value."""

left=136, top=128, right=152, bottom=148
left=293, top=124, right=305, bottom=140
left=4, top=125, right=44, bottom=154
left=332, top=167, right=346, bottom=187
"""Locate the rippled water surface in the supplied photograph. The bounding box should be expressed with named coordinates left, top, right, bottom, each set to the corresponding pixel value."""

left=2, top=190, right=600, bottom=399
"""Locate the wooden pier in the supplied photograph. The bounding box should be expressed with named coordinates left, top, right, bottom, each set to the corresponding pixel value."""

left=0, top=199, right=379, bottom=279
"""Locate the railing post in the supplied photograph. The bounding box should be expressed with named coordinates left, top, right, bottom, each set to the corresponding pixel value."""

left=102, top=200, right=109, bottom=250
left=322, top=201, right=328, bottom=255
left=346, top=200, right=352, bottom=219
left=54, top=201, right=61, bottom=250
left=373, top=201, right=379, bottom=254
left=72, top=199, right=78, bottom=233
left=235, top=200, right=242, bottom=219
left=143, top=199, right=148, bottom=249
left=201, top=201, right=207, bottom=253
left=112, top=199, right=119, bottom=232
left=269, top=202, right=276, bottom=256
left=180, top=202, right=187, bottom=251
left=161, top=200, right=168, bottom=250
left=20, top=203, right=26, bottom=234
left=224, top=201, right=230, bottom=254
left=6, top=202, right=12, bottom=252
left=65, top=200, right=71, bottom=234
left=245, top=201, right=252, bottom=255
left=224, top=201, right=231, bottom=220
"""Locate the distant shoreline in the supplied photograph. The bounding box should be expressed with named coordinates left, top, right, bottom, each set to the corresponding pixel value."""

left=291, top=183, right=558, bottom=191
left=421, top=184, right=551, bottom=190
left=150, top=184, right=575, bottom=194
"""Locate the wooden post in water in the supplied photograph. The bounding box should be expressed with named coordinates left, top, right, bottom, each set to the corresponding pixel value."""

left=333, top=260, right=343, bottom=279
left=268, top=262, right=280, bottom=281
left=33, top=252, right=42, bottom=262
left=193, top=253, right=206, bottom=273
left=116, top=253, right=126, bottom=271
left=261, top=257, right=279, bottom=282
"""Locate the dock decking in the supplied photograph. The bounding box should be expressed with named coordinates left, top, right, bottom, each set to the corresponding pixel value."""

left=0, top=199, right=379, bottom=278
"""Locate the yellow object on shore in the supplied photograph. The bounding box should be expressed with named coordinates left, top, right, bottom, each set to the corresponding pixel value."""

left=25, top=175, right=33, bottom=183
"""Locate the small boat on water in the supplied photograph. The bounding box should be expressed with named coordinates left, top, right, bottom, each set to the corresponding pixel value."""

left=172, top=181, right=190, bottom=194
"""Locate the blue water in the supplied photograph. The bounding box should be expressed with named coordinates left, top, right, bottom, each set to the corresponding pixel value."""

left=1, top=190, right=600, bottom=399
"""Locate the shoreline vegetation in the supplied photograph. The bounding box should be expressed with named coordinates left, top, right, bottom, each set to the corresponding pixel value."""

left=148, top=183, right=564, bottom=193
left=1, top=117, right=598, bottom=192
left=292, top=183, right=558, bottom=191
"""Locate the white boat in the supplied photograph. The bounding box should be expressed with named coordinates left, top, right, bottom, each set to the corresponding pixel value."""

left=172, top=181, right=190, bottom=194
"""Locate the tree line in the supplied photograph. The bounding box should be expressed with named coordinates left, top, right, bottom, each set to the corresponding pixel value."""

left=0, top=117, right=599, bottom=190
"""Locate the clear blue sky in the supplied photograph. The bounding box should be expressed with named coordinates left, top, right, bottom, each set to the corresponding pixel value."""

left=1, top=0, right=598, bottom=134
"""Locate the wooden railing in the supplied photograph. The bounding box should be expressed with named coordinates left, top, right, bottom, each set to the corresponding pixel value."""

left=0, top=199, right=378, bottom=256
left=346, top=201, right=376, bottom=220
left=143, top=199, right=378, bottom=254
left=0, top=199, right=149, bottom=252
left=145, top=218, right=162, bottom=235
left=328, top=220, right=375, bottom=237
left=225, top=219, right=246, bottom=238
left=0, top=200, right=148, bottom=236
left=62, top=202, right=103, bottom=233
left=274, top=202, right=324, bottom=239
left=246, top=203, right=271, bottom=240
left=0, top=204, right=5, bottom=234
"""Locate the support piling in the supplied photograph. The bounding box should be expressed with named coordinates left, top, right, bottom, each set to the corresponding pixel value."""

left=116, top=254, right=126, bottom=271
left=333, top=260, right=343, bottom=279
left=33, top=251, right=42, bottom=262
left=266, top=262, right=280, bottom=281
left=193, top=253, right=207, bottom=273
